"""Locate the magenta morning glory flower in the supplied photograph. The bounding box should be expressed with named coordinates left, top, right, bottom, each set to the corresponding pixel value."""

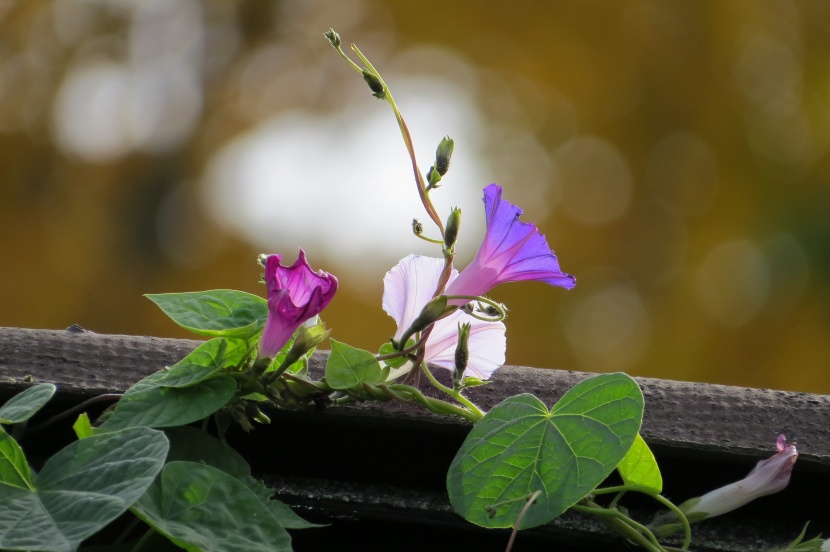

left=383, top=255, right=505, bottom=379
left=682, top=435, right=798, bottom=520
left=445, top=184, right=575, bottom=302
left=259, top=250, right=338, bottom=359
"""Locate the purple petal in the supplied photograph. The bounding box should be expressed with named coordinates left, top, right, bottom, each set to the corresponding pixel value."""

left=446, top=184, right=575, bottom=299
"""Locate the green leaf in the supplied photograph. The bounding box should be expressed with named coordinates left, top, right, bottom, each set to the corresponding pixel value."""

left=325, top=340, right=386, bottom=389
left=73, top=413, right=95, bottom=439
left=0, top=383, right=57, bottom=424
left=0, top=427, right=168, bottom=552
left=102, top=371, right=237, bottom=430
left=164, top=426, right=250, bottom=477
left=159, top=338, right=232, bottom=388
left=0, top=427, right=35, bottom=490
left=378, top=342, right=409, bottom=369
left=132, top=461, right=292, bottom=552
left=447, top=373, right=644, bottom=529
left=146, top=290, right=267, bottom=340
left=617, top=433, right=662, bottom=493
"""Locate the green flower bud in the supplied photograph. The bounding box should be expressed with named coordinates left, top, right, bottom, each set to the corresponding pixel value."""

left=453, top=322, right=471, bottom=386
left=324, top=28, right=341, bottom=48
left=398, top=295, right=456, bottom=347
left=283, top=322, right=331, bottom=367
left=444, top=207, right=462, bottom=252
left=412, top=219, right=423, bottom=236
left=362, top=69, right=386, bottom=99
left=435, top=136, right=454, bottom=176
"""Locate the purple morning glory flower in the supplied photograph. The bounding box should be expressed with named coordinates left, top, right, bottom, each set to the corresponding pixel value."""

left=682, top=435, right=798, bottom=520
left=445, top=184, right=575, bottom=301
left=259, top=250, right=338, bottom=359
left=383, top=255, right=506, bottom=379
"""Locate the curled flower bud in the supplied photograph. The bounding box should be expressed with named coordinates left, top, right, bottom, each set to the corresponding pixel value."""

left=444, top=207, right=462, bottom=252
left=426, top=165, right=441, bottom=188
left=412, top=219, right=423, bottom=236
left=435, top=136, right=454, bottom=176
left=362, top=70, right=386, bottom=99
left=324, top=28, right=341, bottom=48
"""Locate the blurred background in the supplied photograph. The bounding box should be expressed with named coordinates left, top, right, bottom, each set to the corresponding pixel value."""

left=1, top=0, right=828, bottom=393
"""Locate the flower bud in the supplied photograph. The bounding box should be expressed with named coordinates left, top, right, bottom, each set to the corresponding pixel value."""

left=362, top=70, right=386, bottom=99
left=412, top=219, right=423, bottom=236
left=398, top=295, right=456, bottom=347
left=324, top=28, right=341, bottom=48
left=453, top=322, right=471, bottom=385
left=283, top=322, right=331, bottom=367
left=435, top=136, right=454, bottom=176
left=444, top=207, right=462, bottom=252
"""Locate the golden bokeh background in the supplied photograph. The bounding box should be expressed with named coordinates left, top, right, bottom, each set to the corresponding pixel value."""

left=1, top=1, right=828, bottom=393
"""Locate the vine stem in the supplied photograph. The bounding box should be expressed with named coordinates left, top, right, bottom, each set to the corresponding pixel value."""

left=591, top=485, right=691, bottom=550
left=572, top=499, right=667, bottom=552
left=23, top=393, right=122, bottom=437
left=505, top=490, right=542, bottom=552
left=351, top=44, right=445, bottom=235
left=420, top=362, right=483, bottom=421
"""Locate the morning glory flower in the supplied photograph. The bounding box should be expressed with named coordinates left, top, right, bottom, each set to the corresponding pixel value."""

left=259, top=250, right=338, bottom=359
left=383, top=255, right=505, bottom=379
left=445, top=184, right=575, bottom=301
left=682, top=435, right=798, bottom=520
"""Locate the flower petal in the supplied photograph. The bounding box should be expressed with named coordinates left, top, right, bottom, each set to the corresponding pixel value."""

left=382, top=255, right=452, bottom=340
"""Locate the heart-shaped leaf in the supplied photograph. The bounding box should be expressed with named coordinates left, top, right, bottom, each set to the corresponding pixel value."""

left=325, top=340, right=386, bottom=389
left=0, top=427, right=168, bottom=552
left=447, top=372, right=643, bottom=529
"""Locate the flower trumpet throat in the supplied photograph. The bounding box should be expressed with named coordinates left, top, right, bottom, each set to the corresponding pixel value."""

left=259, top=250, right=338, bottom=359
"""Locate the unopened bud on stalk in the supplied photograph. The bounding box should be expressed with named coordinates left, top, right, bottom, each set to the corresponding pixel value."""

left=362, top=70, right=386, bottom=99
left=412, top=219, right=423, bottom=236
left=435, top=136, right=454, bottom=176
left=324, top=28, right=341, bottom=48
left=398, top=295, right=456, bottom=348
left=453, top=322, right=471, bottom=386
left=444, top=208, right=462, bottom=252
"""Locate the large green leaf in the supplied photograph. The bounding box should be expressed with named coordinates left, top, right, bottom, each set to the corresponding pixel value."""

left=325, top=340, right=387, bottom=389
left=617, top=433, right=662, bottom=493
left=132, top=461, right=292, bottom=552
left=0, top=383, right=57, bottom=424
left=0, top=427, right=34, bottom=490
left=146, top=290, right=267, bottom=339
left=0, top=427, right=168, bottom=552
left=102, top=371, right=237, bottom=430
left=447, top=373, right=644, bottom=529
left=158, top=338, right=243, bottom=388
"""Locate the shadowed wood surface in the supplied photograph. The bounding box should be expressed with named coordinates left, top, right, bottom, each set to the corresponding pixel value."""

left=2, top=326, right=828, bottom=551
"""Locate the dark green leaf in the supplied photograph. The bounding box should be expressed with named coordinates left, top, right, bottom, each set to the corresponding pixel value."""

left=102, top=371, right=237, bottom=430
left=0, top=383, right=56, bottom=424
left=447, top=373, right=643, bottom=529
left=159, top=338, right=230, bottom=388
left=617, top=433, right=662, bottom=493
left=0, top=427, right=168, bottom=552
left=132, top=461, right=292, bottom=552
left=0, top=427, right=34, bottom=490
left=325, top=340, right=386, bottom=389
left=146, top=290, right=267, bottom=340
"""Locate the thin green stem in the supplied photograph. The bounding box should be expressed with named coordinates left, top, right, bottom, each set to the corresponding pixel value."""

left=383, top=384, right=480, bottom=423
left=591, top=485, right=691, bottom=550
left=415, top=233, right=445, bottom=245
left=351, top=44, right=445, bottom=235
left=572, top=502, right=666, bottom=552
left=505, top=491, right=542, bottom=552
left=420, top=362, right=484, bottom=421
